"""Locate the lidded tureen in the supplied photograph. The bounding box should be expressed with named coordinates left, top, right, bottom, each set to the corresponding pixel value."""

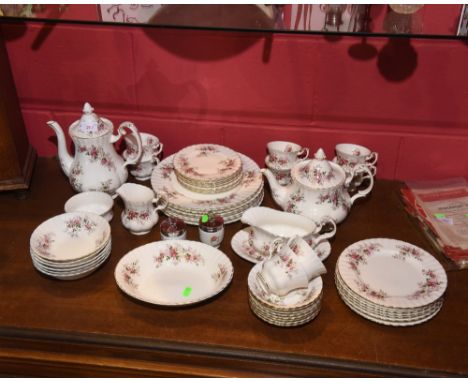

left=47, top=102, right=143, bottom=194
left=262, top=148, right=374, bottom=223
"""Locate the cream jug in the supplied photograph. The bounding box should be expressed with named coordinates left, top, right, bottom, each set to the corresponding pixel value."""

left=47, top=102, right=143, bottom=194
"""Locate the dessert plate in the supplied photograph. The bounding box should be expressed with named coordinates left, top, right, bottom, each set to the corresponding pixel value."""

left=115, top=240, right=234, bottom=306
left=231, top=228, right=331, bottom=264
left=30, top=212, right=111, bottom=261
left=337, top=238, right=447, bottom=308
left=173, top=144, right=242, bottom=182
left=151, top=153, right=263, bottom=213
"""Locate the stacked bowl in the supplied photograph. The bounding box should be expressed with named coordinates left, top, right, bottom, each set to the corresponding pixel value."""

left=335, top=238, right=447, bottom=326
left=151, top=144, right=264, bottom=225
left=29, top=212, right=111, bottom=280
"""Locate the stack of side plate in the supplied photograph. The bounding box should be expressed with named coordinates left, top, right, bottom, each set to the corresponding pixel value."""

left=248, top=263, right=323, bottom=327
left=29, top=212, right=111, bottom=280
left=335, top=238, right=447, bottom=326
left=173, top=144, right=243, bottom=194
left=151, top=152, right=264, bottom=225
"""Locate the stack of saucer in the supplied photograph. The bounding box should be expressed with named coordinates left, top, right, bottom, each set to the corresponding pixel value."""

left=335, top=238, right=447, bottom=326
left=151, top=145, right=264, bottom=225
left=248, top=263, right=323, bottom=327
left=173, top=144, right=243, bottom=194
left=29, top=212, right=111, bottom=280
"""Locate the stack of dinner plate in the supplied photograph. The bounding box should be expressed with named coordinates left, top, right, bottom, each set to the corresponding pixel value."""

left=335, top=238, right=447, bottom=326
left=247, top=263, right=323, bottom=327
left=173, top=144, right=243, bottom=194
left=29, top=212, right=111, bottom=280
left=151, top=144, right=264, bottom=225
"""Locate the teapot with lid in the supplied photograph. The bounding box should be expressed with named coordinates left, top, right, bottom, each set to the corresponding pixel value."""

left=47, top=102, right=143, bottom=194
left=262, top=148, right=374, bottom=223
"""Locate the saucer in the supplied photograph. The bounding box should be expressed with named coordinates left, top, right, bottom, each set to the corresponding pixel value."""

left=231, top=228, right=332, bottom=264
left=230, top=228, right=267, bottom=263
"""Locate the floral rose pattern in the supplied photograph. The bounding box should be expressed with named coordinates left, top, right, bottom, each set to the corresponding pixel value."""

left=78, top=145, right=115, bottom=171
left=34, top=233, right=55, bottom=257
left=285, top=189, right=305, bottom=214
left=394, top=245, right=423, bottom=262
left=176, top=155, right=203, bottom=178
left=269, top=154, right=289, bottom=167
left=211, top=263, right=229, bottom=283
left=241, top=170, right=260, bottom=188
left=345, top=242, right=383, bottom=274
left=195, top=194, right=237, bottom=206
left=356, top=280, right=388, bottom=300
left=122, top=260, right=140, bottom=289
left=70, top=163, right=83, bottom=192
left=409, top=269, right=443, bottom=300
left=160, top=164, right=174, bottom=179
left=196, top=145, right=218, bottom=157
left=64, top=216, right=97, bottom=237
left=218, top=158, right=237, bottom=174
left=125, top=209, right=151, bottom=221
left=153, top=244, right=204, bottom=268
left=316, top=190, right=349, bottom=211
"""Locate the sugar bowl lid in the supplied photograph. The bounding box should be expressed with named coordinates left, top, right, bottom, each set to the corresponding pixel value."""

left=292, top=148, right=345, bottom=188
left=71, top=102, right=111, bottom=138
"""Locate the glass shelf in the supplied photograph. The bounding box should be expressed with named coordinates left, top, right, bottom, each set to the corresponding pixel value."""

left=0, top=4, right=467, bottom=40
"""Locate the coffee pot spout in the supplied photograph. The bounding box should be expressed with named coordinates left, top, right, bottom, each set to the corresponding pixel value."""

left=47, top=120, right=73, bottom=177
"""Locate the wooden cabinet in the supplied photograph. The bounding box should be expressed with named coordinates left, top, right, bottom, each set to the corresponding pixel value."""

left=0, top=31, right=35, bottom=191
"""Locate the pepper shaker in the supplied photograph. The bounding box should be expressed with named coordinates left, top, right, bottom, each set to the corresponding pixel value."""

left=198, top=213, right=224, bottom=248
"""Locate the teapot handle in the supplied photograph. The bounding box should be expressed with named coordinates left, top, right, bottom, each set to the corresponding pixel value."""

left=152, top=143, right=164, bottom=162
left=111, top=122, right=143, bottom=167
left=349, top=165, right=374, bottom=206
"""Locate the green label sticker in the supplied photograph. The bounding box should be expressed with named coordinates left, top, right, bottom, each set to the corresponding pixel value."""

left=182, top=287, right=192, bottom=297
left=465, top=214, right=468, bottom=218
left=201, top=214, right=209, bottom=223
left=434, top=213, right=446, bottom=219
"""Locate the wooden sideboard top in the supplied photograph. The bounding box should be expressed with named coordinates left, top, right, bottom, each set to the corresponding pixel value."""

left=0, top=158, right=466, bottom=377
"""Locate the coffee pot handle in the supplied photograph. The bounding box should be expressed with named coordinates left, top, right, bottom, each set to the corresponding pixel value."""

left=111, top=122, right=143, bottom=167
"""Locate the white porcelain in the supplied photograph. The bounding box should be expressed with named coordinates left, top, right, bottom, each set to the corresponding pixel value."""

left=151, top=153, right=263, bottom=225
left=241, top=206, right=336, bottom=255
left=335, top=143, right=378, bottom=177
left=337, top=238, right=447, bottom=308
left=265, top=156, right=292, bottom=185
left=173, top=144, right=242, bottom=183
left=284, top=236, right=327, bottom=281
left=266, top=141, right=309, bottom=167
left=199, top=226, right=225, bottom=248
left=256, top=238, right=312, bottom=297
left=231, top=228, right=332, bottom=264
left=64, top=191, right=114, bottom=221
left=47, top=102, right=143, bottom=194
left=124, top=153, right=160, bottom=181
left=30, top=212, right=110, bottom=261
left=115, top=240, right=234, bottom=306
left=114, top=183, right=167, bottom=235
left=125, top=132, right=163, bottom=162
left=263, top=148, right=374, bottom=224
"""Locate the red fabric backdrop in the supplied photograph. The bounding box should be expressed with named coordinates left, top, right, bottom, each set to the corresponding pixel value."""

left=2, top=12, right=468, bottom=181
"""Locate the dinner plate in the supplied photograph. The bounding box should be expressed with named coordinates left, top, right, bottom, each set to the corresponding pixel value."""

left=115, top=240, right=234, bottom=306
left=30, top=212, right=111, bottom=262
left=337, top=238, right=447, bottom=309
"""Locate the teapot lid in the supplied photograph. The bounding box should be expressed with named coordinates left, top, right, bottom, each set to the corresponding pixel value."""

left=71, top=102, right=111, bottom=138
left=292, top=148, right=345, bottom=188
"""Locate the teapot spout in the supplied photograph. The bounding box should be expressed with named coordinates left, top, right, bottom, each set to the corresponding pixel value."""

left=261, top=168, right=296, bottom=209
left=47, top=120, right=73, bottom=177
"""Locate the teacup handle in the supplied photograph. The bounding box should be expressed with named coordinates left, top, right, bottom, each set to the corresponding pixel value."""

left=152, top=194, right=168, bottom=213
left=366, top=152, right=378, bottom=165
left=298, top=147, right=309, bottom=160
left=267, top=238, right=285, bottom=259
left=112, top=122, right=143, bottom=167
left=309, top=217, right=337, bottom=247
left=349, top=165, right=374, bottom=206
left=152, top=143, right=164, bottom=161
left=368, top=164, right=377, bottom=177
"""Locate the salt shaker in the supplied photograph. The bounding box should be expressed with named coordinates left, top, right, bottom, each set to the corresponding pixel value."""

left=198, top=213, right=224, bottom=248
left=160, top=217, right=187, bottom=240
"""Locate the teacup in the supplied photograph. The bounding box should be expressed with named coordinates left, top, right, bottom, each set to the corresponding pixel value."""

left=64, top=191, right=114, bottom=221
left=125, top=132, right=163, bottom=162
left=335, top=143, right=378, bottom=173
left=267, top=141, right=309, bottom=168
left=286, top=236, right=327, bottom=280
left=256, top=238, right=310, bottom=297
left=264, top=157, right=292, bottom=186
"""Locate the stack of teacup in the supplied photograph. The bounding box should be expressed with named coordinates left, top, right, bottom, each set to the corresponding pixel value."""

left=248, top=236, right=326, bottom=327
left=124, top=132, right=164, bottom=181
left=333, top=143, right=378, bottom=188
left=265, top=141, right=309, bottom=185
